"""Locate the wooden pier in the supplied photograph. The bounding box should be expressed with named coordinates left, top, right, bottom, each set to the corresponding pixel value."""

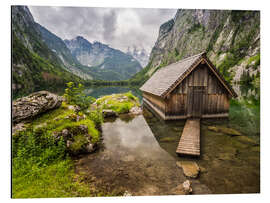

left=176, top=118, right=200, bottom=156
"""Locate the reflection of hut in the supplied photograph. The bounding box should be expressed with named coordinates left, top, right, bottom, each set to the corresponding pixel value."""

left=140, top=52, right=237, bottom=120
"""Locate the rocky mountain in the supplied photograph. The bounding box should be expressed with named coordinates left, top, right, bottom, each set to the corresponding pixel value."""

left=132, top=9, right=260, bottom=88
left=126, top=46, right=149, bottom=67
left=65, top=37, right=142, bottom=80
left=36, top=24, right=93, bottom=80
left=12, top=6, right=83, bottom=98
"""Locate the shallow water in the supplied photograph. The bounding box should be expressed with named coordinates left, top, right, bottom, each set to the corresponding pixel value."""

left=74, top=115, right=211, bottom=195
left=74, top=84, right=259, bottom=195
left=144, top=108, right=260, bottom=194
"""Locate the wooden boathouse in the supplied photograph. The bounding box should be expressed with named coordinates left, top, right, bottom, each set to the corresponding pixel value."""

left=140, top=52, right=237, bottom=156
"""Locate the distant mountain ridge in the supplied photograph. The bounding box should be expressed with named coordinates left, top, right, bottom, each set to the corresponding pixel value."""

left=37, top=24, right=93, bottom=80
left=12, top=5, right=145, bottom=97
left=126, top=46, right=149, bottom=67
left=64, top=36, right=143, bottom=80
left=12, top=6, right=83, bottom=97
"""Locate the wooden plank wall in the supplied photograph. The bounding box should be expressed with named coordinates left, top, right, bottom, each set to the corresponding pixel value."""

left=142, top=92, right=166, bottom=113
left=165, top=64, right=230, bottom=116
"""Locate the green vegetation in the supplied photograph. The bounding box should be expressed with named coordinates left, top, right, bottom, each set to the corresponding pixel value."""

left=229, top=98, right=260, bottom=138
left=96, top=91, right=140, bottom=114
left=12, top=103, right=100, bottom=198
left=12, top=123, right=91, bottom=198
left=188, top=23, right=205, bottom=34
left=64, top=82, right=95, bottom=111
left=247, top=53, right=260, bottom=69
left=12, top=85, right=141, bottom=197
left=12, top=33, right=83, bottom=99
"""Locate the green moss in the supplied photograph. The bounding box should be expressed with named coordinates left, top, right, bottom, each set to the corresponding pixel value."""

left=247, top=53, right=260, bottom=68
left=69, top=135, right=89, bottom=154
left=96, top=92, right=140, bottom=114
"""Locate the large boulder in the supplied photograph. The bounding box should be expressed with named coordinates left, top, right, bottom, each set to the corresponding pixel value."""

left=12, top=91, right=63, bottom=123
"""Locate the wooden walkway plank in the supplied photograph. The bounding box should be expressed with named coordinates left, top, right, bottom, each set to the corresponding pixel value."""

left=176, top=118, right=200, bottom=156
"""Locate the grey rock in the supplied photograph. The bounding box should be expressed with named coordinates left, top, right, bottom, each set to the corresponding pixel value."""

left=129, top=106, right=142, bottom=115
left=12, top=122, right=26, bottom=135
left=66, top=140, right=72, bottom=148
left=170, top=180, right=192, bottom=195
left=78, top=124, right=88, bottom=134
left=102, top=109, right=118, bottom=118
left=12, top=91, right=62, bottom=123
left=85, top=143, right=95, bottom=153
left=61, top=129, right=69, bottom=139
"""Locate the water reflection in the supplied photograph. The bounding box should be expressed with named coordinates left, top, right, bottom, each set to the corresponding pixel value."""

left=232, top=83, right=260, bottom=104
left=102, top=115, right=174, bottom=160
left=84, top=86, right=142, bottom=102
left=75, top=114, right=212, bottom=195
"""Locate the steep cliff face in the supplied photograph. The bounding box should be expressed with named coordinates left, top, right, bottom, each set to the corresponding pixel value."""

left=37, top=24, right=93, bottom=80
left=136, top=9, right=260, bottom=87
left=12, top=6, right=83, bottom=98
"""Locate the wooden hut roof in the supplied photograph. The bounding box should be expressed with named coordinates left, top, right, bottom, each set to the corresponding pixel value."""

left=140, top=52, right=237, bottom=98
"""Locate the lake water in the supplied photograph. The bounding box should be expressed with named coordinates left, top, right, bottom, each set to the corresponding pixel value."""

left=73, top=84, right=260, bottom=195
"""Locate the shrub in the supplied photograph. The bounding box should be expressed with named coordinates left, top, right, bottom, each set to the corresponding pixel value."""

left=87, top=109, right=103, bottom=128
left=64, top=82, right=95, bottom=110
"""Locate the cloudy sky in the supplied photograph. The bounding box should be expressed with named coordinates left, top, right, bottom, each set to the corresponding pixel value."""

left=29, top=6, right=177, bottom=53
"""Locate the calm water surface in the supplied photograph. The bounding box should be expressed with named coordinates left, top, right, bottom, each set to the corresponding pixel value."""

left=74, top=84, right=260, bottom=195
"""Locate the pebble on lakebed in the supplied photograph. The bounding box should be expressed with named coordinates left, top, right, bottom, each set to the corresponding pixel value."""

left=170, top=180, right=193, bottom=195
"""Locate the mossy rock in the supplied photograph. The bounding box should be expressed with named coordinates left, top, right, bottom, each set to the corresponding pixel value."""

left=96, top=92, right=140, bottom=114
left=67, top=134, right=89, bottom=155
left=208, top=126, right=242, bottom=136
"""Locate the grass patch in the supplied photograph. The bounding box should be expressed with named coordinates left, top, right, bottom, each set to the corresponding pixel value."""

left=12, top=102, right=102, bottom=198
left=12, top=159, right=91, bottom=198
left=12, top=128, right=91, bottom=198
left=96, top=91, right=140, bottom=114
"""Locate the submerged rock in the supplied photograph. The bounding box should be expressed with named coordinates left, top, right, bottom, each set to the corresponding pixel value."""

left=12, top=91, right=62, bottom=123
left=102, top=109, right=118, bottom=118
left=208, top=126, right=242, bottom=136
left=176, top=161, right=200, bottom=178
left=171, top=180, right=192, bottom=195
left=235, top=136, right=258, bottom=146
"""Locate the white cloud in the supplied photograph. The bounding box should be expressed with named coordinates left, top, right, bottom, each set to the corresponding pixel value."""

left=29, top=6, right=177, bottom=53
